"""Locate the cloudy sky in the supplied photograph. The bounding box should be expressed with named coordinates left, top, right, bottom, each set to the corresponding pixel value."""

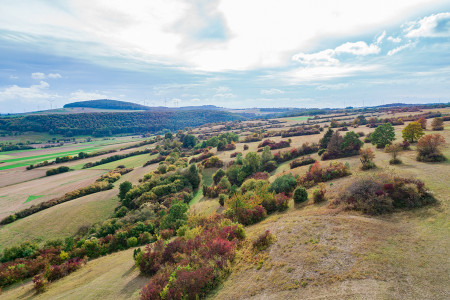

left=1, top=0, right=450, bottom=113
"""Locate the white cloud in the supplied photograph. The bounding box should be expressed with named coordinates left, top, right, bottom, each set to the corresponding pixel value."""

left=285, top=64, right=380, bottom=83
left=335, top=41, right=380, bottom=55
left=261, top=88, right=284, bottom=95
left=9, top=75, right=18, bottom=79
left=0, top=0, right=439, bottom=72
left=0, top=81, right=56, bottom=101
left=405, top=12, right=450, bottom=38
left=387, top=42, right=415, bottom=56
left=387, top=36, right=402, bottom=43
left=212, top=93, right=235, bottom=99
left=376, top=31, right=386, bottom=44
left=48, top=73, right=62, bottom=79
left=316, top=83, right=349, bottom=90
left=70, top=90, right=108, bottom=101
left=292, top=49, right=338, bottom=66
left=292, top=40, right=379, bottom=67
left=213, top=86, right=231, bottom=93
left=31, top=72, right=62, bottom=79
left=31, top=72, right=46, bottom=79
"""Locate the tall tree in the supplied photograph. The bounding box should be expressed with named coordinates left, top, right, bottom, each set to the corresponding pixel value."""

left=402, top=122, right=424, bottom=143
left=371, top=123, right=396, bottom=148
left=320, top=128, right=334, bottom=149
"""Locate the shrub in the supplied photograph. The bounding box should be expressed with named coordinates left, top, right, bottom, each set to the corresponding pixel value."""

left=318, top=148, right=326, bottom=156
left=46, top=166, right=70, bottom=176
left=269, top=174, right=297, bottom=194
left=313, top=183, right=327, bottom=203
left=262, top=160, right=278, bottom=172
left=298, top=161, right=351, bottom=188
left=431, top=117, right=444, bottom=131
left=360, top=148, right=376, bottom=170
left=1, top=241, right=39, bottom=263
left=293, top=187, right=308, bottom=203
left=160, top=229, right=174, bottom=240
left=202, top=156, right=224, bottom=168
left=243, top=144, right=249, bottom=150
left=127, top=237, right=138, bottom=248
left=334, top=173, right=435, bottom=214
left=385, top=143, right=403, bottom=165
left=213, top=169, right=226, bottom=185
left=416, top=134, right=447, bottom=162
left=253, top=230, right=275, bottom=251
left=274, top=193, right=289, bottom=211
left=33, top=274, right=47, bottom=293
left=290, top=156, right=316, bottom=169
left=219, top=193, right=228, bottom=206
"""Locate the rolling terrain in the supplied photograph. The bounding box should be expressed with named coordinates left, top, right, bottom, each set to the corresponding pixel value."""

left=0, top=106, right=449, bottom=299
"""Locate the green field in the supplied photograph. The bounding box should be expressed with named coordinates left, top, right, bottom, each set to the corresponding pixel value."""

left=0, top=137, right=149, bottom=170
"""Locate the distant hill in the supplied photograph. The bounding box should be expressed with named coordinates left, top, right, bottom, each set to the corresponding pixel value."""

left=63, top=99, right=223, bottom=112
left=64, top=99, right=150, bottom=110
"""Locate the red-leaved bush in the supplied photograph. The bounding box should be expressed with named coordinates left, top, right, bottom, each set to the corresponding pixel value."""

left=139, top=215, right=245, bottom=300
left=298, top=161, right=351, bottom=188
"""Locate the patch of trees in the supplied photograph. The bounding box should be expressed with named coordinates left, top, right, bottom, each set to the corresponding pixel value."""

left=0, top=143, right=34, bottom=152
left=46, top=166, right=70, bottom=176
left=320, top=130, right=363, bottom=160
left=273, top=142, right=320, bottom=164
left=0, top=110, right=245, bottom=136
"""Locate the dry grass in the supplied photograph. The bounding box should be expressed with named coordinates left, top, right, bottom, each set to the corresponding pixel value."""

left=0, top=169, right=106, bottom=220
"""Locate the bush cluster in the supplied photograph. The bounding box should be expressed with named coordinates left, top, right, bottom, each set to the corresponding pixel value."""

left=298, top=161, right=351, bottom=188
left=139, top=215, right=245, bottom=300
left=334, top=173, right=436, bottom=214
left=273, top=142, right=320, bottom=164
left=290, top=156, right=316, bottom=169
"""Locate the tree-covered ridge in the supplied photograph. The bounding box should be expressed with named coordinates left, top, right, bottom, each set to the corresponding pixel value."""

left=63, top=99, right=150, bottom=111
left=0, top=110, right=246, bottom=136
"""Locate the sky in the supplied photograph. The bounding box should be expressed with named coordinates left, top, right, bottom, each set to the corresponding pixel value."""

left=1, top=0, right=450, bottom=113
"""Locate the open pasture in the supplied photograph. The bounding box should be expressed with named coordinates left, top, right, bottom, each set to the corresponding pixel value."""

left=0, top=169, right=106, bottom=220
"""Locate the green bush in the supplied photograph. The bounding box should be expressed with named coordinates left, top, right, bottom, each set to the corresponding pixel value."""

left=127, top=237, right=138, bottom=248
left=269, top=174, right=297, bottom=194
left=293, top=187, right=308, bottom=203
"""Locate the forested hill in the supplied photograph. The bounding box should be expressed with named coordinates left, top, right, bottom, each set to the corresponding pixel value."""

left=63, top=99, right=150, bottom=110
left=0, top=110, right=245, bottom=136
left=63, top=99, right=223, bottom=112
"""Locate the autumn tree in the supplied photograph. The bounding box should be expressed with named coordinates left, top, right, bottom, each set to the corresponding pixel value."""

left=417, top=117, right=427, bottom=129
left=385, top=143, right=403, bottom=164
left=360, top=148, right=376, bottom=170
left=431, top=117, right=444, bottom=131
left=370, top=123, right=396, bottom=148
left=402, top=121, right=424, bottom=143
left=416, top=134, right=447, bottom=162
